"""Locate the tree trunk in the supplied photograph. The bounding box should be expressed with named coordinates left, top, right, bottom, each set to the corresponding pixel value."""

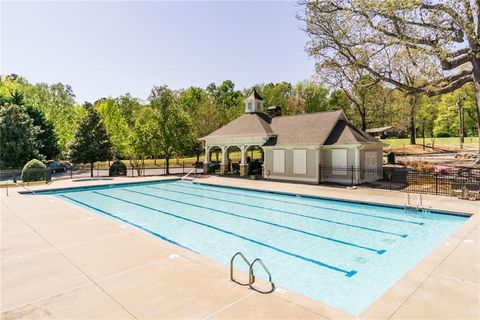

left=165, top=156, right=170, bottom=175
left=408, top=95, right=417, bottom=145
left=361, top=111, right=367, bottom=131
left=90, top=162, right=94, bottom=178
left=471, top=58, right=480, bottom=162
left=457, top=97, right=464, bottom=148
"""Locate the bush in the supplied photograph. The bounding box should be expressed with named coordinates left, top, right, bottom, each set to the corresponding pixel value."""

left=386, top=151, right=396, bottom=164
left=21, top=159, right=46, bottom=182
left=435, top=131, right=451, bottom=138
left=109, top=160, right=127, bottom=176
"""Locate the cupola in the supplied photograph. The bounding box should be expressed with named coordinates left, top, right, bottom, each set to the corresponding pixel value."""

left=244, top=88, right=264, bottom=113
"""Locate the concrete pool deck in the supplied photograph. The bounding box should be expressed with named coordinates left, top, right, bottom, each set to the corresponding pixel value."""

left=1, top=176, right=478, bottom=319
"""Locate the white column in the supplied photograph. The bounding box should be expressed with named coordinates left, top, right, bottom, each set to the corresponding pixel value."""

left=240, top=145, right=247, bottom=164
left=205, top=146, right=211, bottom=163
left=221, top=146, right=227, bottom=164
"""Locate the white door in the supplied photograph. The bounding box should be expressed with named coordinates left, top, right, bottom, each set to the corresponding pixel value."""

left=365, top=151, right=378, bottom=182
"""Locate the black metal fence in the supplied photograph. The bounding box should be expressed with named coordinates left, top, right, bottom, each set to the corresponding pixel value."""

left=318, top=165, right=480, bottom=197
left=0, top=161, right=204, bottom=185
left=3, top=162, right=479, bottom=198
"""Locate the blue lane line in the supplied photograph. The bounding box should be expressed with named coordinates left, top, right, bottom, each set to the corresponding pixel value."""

left=174, top=183, right=424, bottom=226
left=59, top=194, right=193, bottom=252
left=125, top=188, right=386, bottom=255
left=93, top=191, right=357, bottom=278
left=148, top=185, right=408, bottom=238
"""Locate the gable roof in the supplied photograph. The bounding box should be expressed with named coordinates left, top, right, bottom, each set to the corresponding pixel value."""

left=324, top=120, right=379, bottom=145
left=269, top=110, right=343, bottom=146
left=200, top=109, right=380, bottom=146
left=203, top=113, right=273, bottom=138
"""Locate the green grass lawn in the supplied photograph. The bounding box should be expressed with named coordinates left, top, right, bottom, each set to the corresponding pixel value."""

left=381, top=137, right=478, bottom=148
left=93, top=150, right=264, bottom=169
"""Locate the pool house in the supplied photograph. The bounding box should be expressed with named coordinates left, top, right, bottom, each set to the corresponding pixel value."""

left=200, top=89, right=383, bottom=184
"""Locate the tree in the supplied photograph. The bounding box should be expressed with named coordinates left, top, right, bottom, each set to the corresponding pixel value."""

left=127, top=106, right=156, bottom=175
left=69, top=104, right=113, bottom=177
left=0, top=104, right=42, bottom=168
left=26, top=82, right=82, bottom=155
left=301, top=0, right=480, bottom=153
left=116, top=94, right=142, bottom=127
left=434, top=84, right=478, bottom=139
left=206, top=80, right=244, bottom=120
left=25, top=106, right=60, bottom=160
left=0, top=89, right=60, bottom=159
left=94, top=98, right=131, bottom=158
left=295, top=81, right=330, bottom=113
left=149, top=86, right=191, bottom=174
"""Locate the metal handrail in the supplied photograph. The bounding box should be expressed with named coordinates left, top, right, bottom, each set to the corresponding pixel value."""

left=14, top=182, right=35, bottom=194
left=230, top=252, right=251, bottom=286
left=403, top=193, right=410, bottom=210
left=181, top=168, right=195, bottom=181
left=416, top=194, right=423, bottom=211
left=248, top=258, right=275, bottom=294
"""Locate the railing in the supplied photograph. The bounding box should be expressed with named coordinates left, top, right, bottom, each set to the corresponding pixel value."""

left=230, top=251, right=275, bottom=294
left=0, top=163, right=205, bottom=184
left=181, top=168, right=195, bottom=181
left=317, top=165, right=480, bottom=198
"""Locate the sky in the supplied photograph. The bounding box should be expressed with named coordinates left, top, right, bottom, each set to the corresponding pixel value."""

left=1, top=1, right=315, bottom=103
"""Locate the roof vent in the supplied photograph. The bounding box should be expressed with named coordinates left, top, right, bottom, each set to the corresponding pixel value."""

left=267, top=106, right=281, bottom=118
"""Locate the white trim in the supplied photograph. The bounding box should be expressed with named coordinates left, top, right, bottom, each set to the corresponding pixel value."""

left=268, top=175, right=318, bottom=183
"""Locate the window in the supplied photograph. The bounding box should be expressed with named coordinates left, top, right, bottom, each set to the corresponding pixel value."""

left=293, top=150, right=307, bottom=174
left=273, top=150, right=285, bottom=173
left=247, top=102, right=253, bottom=111
left=332, top=149, right=347, bottom=175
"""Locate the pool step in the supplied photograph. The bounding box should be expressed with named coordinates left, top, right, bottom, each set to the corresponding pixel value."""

left=230, top=251, right=275, bottom=294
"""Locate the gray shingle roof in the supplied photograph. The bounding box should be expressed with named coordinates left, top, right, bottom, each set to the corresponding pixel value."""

left=324, top=120, right=379, bottom=145
left=201, top=109, right=380, bottom=146
left=203, top=113, right=273, bottom=138
left=269, top=110, right=342, bottom=146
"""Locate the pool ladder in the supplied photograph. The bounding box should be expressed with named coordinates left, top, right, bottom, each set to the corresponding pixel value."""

left=230, top=252, right=275, bottom=294
left=404, top=194, right=422, bottom=211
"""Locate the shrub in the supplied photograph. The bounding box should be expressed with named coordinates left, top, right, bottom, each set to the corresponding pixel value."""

left=109, top=160, right=127, bottom=176
left=435, top=131, right=451, bottom=138
left=21, top=159, right=46, bottom=182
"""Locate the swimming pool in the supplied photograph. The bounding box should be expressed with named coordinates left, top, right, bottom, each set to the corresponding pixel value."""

left=43, top=180, right=467, bottom=315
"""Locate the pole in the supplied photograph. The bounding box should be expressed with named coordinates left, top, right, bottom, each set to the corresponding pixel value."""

left=318, top=164, right=321, bottom=184
left=457, top=97, right=464, bottom=149
left=422, top=119, right=425, bottom=150
left=351, top=165, right=354, bottom=186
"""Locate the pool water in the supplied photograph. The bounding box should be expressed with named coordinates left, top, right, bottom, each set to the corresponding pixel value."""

left=45, top=180, right=467, bottom=315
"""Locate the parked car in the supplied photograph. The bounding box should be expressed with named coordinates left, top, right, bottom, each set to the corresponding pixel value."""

left=46, top=161, right=69, bottom=174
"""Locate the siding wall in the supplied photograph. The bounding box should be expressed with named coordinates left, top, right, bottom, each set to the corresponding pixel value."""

left=264, top=144, right=383, bottom=184
left=264, top=148, right=318, bottom=182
